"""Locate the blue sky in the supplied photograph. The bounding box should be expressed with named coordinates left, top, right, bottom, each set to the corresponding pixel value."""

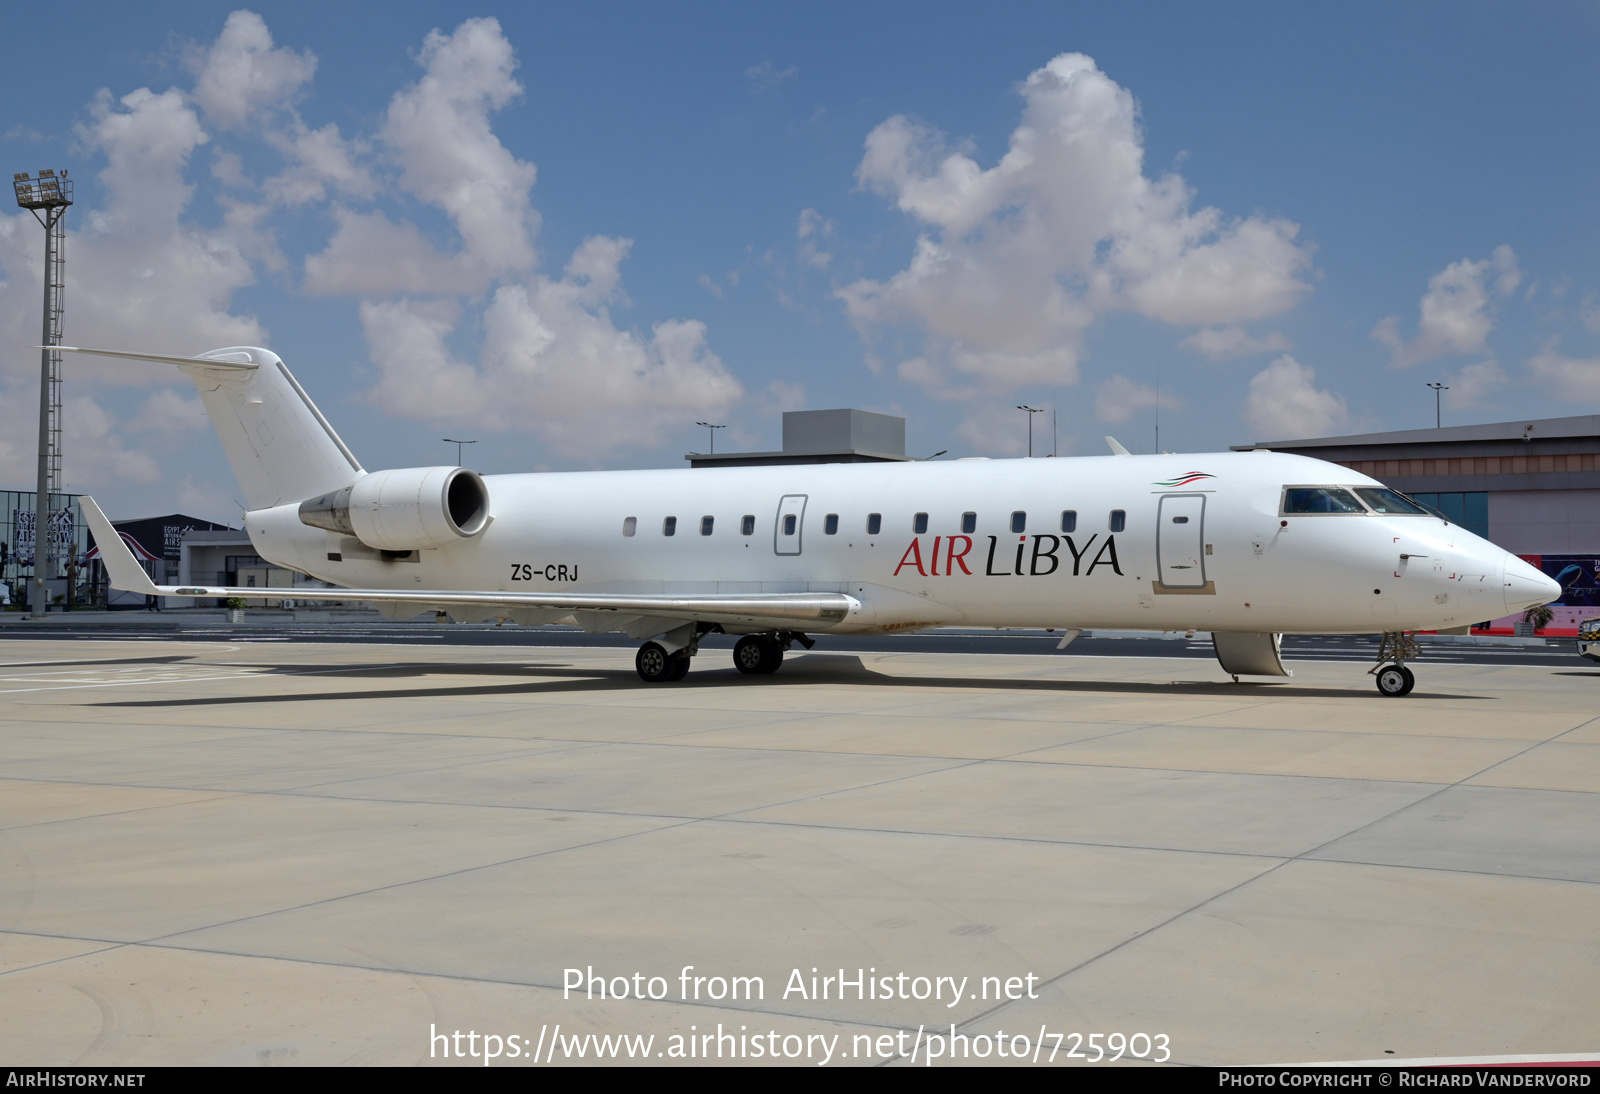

left=1, top=2, right=1597, bottom=521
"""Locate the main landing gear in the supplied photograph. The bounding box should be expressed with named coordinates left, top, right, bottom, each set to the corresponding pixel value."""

left=636, top=626, right=819, bottom=678
left=634, top=628, right=814, bottom=683
left=1370, top=631, right=1420, bottom=697
left=635, top=642, right=692, bottom=683
left=732, top=631, right=814, bottom=676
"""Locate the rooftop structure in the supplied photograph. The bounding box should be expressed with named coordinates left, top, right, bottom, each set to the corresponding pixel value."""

left=1232, top=413, right=1600, bottom=497
left=687, top=409, right=909, bottom=468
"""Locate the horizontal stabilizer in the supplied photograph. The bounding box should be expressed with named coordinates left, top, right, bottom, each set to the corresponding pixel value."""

left=81, top=497, right=161, bottom=597
left=81, top=497, right=856, bottom=628
left=53, top=346, right=258, bottom=370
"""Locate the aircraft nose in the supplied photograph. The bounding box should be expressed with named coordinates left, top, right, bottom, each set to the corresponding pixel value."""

left=1502, top=554, right=1562, bottom=617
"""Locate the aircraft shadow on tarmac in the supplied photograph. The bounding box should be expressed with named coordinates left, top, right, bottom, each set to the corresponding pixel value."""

left=0, top=654, right=200, bottom=669
left=94, top=653, right=1490, bottom=706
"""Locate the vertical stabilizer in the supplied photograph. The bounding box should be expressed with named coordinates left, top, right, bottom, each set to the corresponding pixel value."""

left=60, top=345, right=363, bottom=510
left=184, top=347, right=363, bottom=509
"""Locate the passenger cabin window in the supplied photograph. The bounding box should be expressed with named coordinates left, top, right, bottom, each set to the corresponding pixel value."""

left=663, top=516, right=677, bottom=536
left=1011, top=511, right=1026, bottom=534
left=1110, top=510, right=1126, bottom=533
left=1060, top=510, right=1077, bottom=533
left=1354, top=488, right=1430, bottom=516
left=622, top=516, right=637, bottom=537
left=914, top=513, right=929, bottom=534
left=867, top=513, right=882, bottom=535
left=783, top=514, right=798, bottom=536
left=961, top=512, right=976, bottom=534
left=741, top=515, right=756, bottom=535
left=700, top=516, right=714, bottom=536
left=824, top=514, right=839, bottom=535
left=1282, top=487, right=1366, bottom=515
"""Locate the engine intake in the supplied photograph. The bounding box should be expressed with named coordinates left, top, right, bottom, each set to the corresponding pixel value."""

left=298, top=466, right=490, bottom=550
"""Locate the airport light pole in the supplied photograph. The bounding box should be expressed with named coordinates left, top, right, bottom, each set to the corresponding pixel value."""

left=1017, top=405, right=1043, bottom=457
left=443, top=438, right=477, bottom=466
left=696, top=421, right=725, bottom=454
left=15, top=169, right=72, bottom=618
left=1426, top=383, right=1448, bottom=429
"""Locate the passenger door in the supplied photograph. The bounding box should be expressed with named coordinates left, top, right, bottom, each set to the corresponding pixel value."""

left=774, top=494, right=807, bottom=556
left=1156, top=494, right=1206, bottom=588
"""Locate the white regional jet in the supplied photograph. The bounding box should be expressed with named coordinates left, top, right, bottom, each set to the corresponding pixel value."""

left=70, top=346, right=1560, bottom=697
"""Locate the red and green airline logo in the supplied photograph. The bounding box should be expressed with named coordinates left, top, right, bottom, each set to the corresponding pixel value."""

left=1152, top=472, right=1216, bottom=488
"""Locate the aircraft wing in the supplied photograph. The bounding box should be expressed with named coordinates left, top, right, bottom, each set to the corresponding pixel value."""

left=80, top=497, right=856, bottom=629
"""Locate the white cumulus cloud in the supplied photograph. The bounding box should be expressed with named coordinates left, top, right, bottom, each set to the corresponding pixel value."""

left=797, top=208, right=834, bottom=269
left=1180, top=325, right=1291, bottom=361
left=321, top=19, right=738, bottom=458
left=188, top=10, right=316, bottom=130
left=0, top=386, right=162, bottom=490
left=839, top=53, right=1313, bottom=396
left=363, top=236, right=741, bottom=456
left=1242, top=355, right=1349, bottom=439
left=302, top=18, right=536, bottom=296
left=0, top=83, right=264, bottom=378
left=0, top=10, right=740, bottom=505
left=1372, top=245, right=1520, bottom=368
left=953, top=404, right=1031, bottom=457
left=1443, top=360, right=1507, bottom=411
left=1525, top=340, right=1600, bottom=404
left=1094, top=374, right=1178, bottom=424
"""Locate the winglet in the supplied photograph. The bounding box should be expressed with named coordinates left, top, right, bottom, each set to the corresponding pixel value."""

left=80, top=497, right=161, bottom=596
left=1105, top=436, right=1131, bottom=456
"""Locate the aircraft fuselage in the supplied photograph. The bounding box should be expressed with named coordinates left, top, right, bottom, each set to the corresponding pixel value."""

left=244, top=450, right=1524, bottom=636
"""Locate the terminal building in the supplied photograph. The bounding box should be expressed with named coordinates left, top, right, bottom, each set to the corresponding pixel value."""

left=0, top=490, right=86, bottom=610
left=1236, top=413, right=1600, bottom=632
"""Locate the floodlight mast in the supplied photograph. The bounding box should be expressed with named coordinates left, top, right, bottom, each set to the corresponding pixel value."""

left=14, top=170, right=72, bottom=617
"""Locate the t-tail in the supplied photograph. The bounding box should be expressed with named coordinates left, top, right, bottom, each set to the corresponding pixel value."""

left=57, top=345, right=363, bottom=510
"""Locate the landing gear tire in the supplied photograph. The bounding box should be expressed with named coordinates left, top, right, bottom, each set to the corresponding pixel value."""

left=637, top=642, right=691, bottom=683
left=1375, top=663, right=1415, bottom=697
left=733, top=634, right=783, bottom=675
left=733, top=635, right=766, bottom=674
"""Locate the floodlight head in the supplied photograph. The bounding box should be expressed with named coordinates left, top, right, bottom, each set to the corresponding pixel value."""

left=13, top=168, right=73, bottom=210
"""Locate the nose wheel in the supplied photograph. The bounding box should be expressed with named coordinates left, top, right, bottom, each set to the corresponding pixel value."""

left=1369, top=631, right=1421, bottom=697
left=1374, top=663, right=1415, bottom=697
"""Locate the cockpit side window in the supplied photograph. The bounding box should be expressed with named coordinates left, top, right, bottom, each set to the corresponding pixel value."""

left=1281, top=486, right=1367, bottom=514
left=1353, top=487, right=1432, bottom=516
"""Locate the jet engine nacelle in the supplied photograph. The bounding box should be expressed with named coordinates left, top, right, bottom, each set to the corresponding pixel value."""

left=297, top=466, right=491, bottom=551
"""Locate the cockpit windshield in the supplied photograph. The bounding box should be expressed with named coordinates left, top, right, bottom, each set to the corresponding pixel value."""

left=1282, top=487, right=1367, bottom=514
left=1353, top=487, right=1432, bottom=516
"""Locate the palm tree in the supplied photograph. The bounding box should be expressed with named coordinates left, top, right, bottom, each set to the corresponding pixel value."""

left=1522, top=603, right=1555, bottom=632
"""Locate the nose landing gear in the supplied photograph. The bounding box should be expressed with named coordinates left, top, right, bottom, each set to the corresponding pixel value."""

left=1374, top=662, right=1415, bottom=696
left=1370, top=631, right=1421, bottom=697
